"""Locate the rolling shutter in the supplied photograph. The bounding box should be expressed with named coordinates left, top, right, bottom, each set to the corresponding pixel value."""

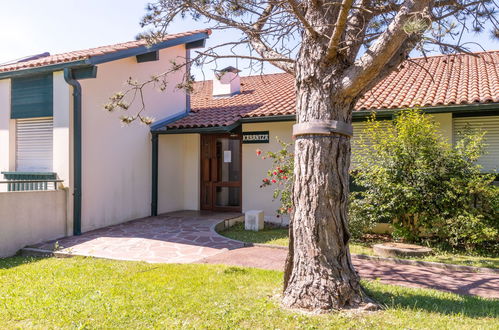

left=351, top=120, right=391, bottom=167
left=453, top=115, right=499, bottom=173
left=11, top=73, right=53, bottom=119
left=16, top=118, right=53, bottom=172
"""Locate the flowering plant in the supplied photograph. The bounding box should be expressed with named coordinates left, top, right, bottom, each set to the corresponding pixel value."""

left=257, top=138, right=294, bottom=215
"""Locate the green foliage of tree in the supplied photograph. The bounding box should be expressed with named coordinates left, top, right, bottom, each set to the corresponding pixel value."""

left=351, top=109, right=499, bottom=250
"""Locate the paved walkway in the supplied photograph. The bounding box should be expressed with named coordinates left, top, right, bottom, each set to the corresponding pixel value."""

left=200, top=246, right=499, bottom=299
left=28, top=211, right=498, bottom=299
left=31, top=211, right=244, bottom=263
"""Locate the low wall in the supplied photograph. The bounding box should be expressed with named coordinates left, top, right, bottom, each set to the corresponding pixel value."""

left=0, top=190, right=68, bottom=258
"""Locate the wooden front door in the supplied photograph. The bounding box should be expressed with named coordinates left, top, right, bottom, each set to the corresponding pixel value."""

left=200, top=134, right=242, bottom=211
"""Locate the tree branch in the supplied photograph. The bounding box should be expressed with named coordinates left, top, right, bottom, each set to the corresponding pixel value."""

left=286, top=0, right=320, bottom=38
left=185, top=1, right=295, bottom=73
left=195, top=50, right=296, bottom=63
left=341, top=0, right=432, bottom=97
left=325, top=0, right=355, bottom=61
left=246, top=1, right=296, bottom=73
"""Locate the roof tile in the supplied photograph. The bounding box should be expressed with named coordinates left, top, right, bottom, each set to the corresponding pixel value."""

left=168, top=50, right=499, bottom=129
left=0, top=29, right=211, bottom=73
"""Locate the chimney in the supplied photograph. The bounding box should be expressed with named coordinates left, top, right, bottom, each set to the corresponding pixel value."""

left=212, top=66, right=241, bottom=98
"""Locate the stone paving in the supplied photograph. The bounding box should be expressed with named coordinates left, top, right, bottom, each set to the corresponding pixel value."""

left=31, top=211, right=244, bottom=263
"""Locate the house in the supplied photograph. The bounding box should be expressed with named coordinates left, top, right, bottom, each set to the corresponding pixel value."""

left=1, top=34, right=498, bottom=257
left=152, top=51, right=499, bottom=224
left=0, top=29, right=211, bottom=256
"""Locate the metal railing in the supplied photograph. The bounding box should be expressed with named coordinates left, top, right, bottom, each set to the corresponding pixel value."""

left=1, top=172, right=63, bottom=191
left=0, top=179, right=64, bottom=191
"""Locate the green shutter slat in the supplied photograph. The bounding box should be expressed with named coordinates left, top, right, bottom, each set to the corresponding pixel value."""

left=11, top=74, right=53, bottom=119
left=453, top=115, right=499, bottom=173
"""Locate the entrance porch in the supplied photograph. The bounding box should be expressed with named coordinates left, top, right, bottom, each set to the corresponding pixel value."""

left=26, top=211, right=244, bottom=263
left=151, top=121, right=295, bottom=224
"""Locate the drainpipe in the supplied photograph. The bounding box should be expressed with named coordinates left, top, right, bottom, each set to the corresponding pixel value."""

left=64, top=68, right=82, bottom=235
left=151, top=133, right=159, bottom=216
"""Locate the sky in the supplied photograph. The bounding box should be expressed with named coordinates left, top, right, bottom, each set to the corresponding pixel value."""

left=1, top=0, right=499, bottom=80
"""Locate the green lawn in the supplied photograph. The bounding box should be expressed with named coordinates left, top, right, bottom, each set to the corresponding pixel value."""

left=0, top=257, right=497, bottom=329
left=219, top=223, right=499, bottom=269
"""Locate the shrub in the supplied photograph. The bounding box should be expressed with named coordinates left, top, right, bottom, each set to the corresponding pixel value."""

left=350, top=109, right=498, bottom=250
left=257, top=138, right=294, bottom=216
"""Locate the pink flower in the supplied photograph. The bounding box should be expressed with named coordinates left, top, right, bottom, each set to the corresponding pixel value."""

left=271, top=179, right=277, bottom=183
left=282, top=176, right=288, bottom=180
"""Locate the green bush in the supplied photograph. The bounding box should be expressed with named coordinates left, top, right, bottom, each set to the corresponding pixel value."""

left=350, top=109, right=498, bottom=250
left=257, top=138, right=294, bottom=216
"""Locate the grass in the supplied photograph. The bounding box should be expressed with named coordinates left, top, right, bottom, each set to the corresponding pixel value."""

left=222, top=223, right=289, bottom=246
left=0, top=256, right=497, bottom=329
left=219, top=223, right=499, bottom=269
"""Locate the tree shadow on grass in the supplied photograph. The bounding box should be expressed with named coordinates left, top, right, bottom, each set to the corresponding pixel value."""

left=0, top=256, right=46, bottom=269
left=365, top=285, right=499, bottom=319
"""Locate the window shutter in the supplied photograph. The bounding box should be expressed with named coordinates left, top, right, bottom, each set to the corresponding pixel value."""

left=16, top=118, right=53, bottom=172
left=11, top=74, right=53, bottom=119
left=453, top=115, right=499, bottom=173
left=351, top=120, right=391, bottom=167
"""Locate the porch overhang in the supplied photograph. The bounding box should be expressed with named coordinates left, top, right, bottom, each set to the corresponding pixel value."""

left=151, top=122, right=242, bottom=135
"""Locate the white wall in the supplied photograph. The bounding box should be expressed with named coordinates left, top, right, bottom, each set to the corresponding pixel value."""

left=242, top=121, right=294, bottom=224
left=79, top=45, right=188, bottom=231
left=0, top=79, right=10, bottom=192
left=157, top=133, right=200, bottom=213
left=0, top=190, right=67, bottom=257
left=183, top=134, right=201, bottom=210
left=52, top=71, right=72, bottom=187
left=431, top=113, right=453, bottom=142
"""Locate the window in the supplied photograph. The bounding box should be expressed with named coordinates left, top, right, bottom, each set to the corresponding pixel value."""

left=453, top=115, right=499, bottom=173
left=16, top=117, right=53, bottom=172
left=11, top=73, right=54, bottom=172
left=351, top=120, right=391, bottom=168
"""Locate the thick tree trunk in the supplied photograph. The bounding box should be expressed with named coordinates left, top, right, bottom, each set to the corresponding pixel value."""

left=282, top=133, right=363, bottom=311
left=282, top=47, right=365, bottom=311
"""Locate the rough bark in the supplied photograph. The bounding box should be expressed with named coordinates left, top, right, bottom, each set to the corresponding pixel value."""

left=282, top=103, right=364, bottom=311
left=281, top=40, right=365, bottom=313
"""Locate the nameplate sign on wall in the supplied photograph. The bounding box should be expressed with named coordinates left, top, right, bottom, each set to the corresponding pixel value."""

left=242, top=131, right=269, bottom=144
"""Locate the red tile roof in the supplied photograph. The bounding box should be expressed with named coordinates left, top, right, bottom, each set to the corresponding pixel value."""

left=169, top=73, right=295, bottom=129
left=0, top=29, right=211, bottom=73
left=167, top=50, right=499, bottom=129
